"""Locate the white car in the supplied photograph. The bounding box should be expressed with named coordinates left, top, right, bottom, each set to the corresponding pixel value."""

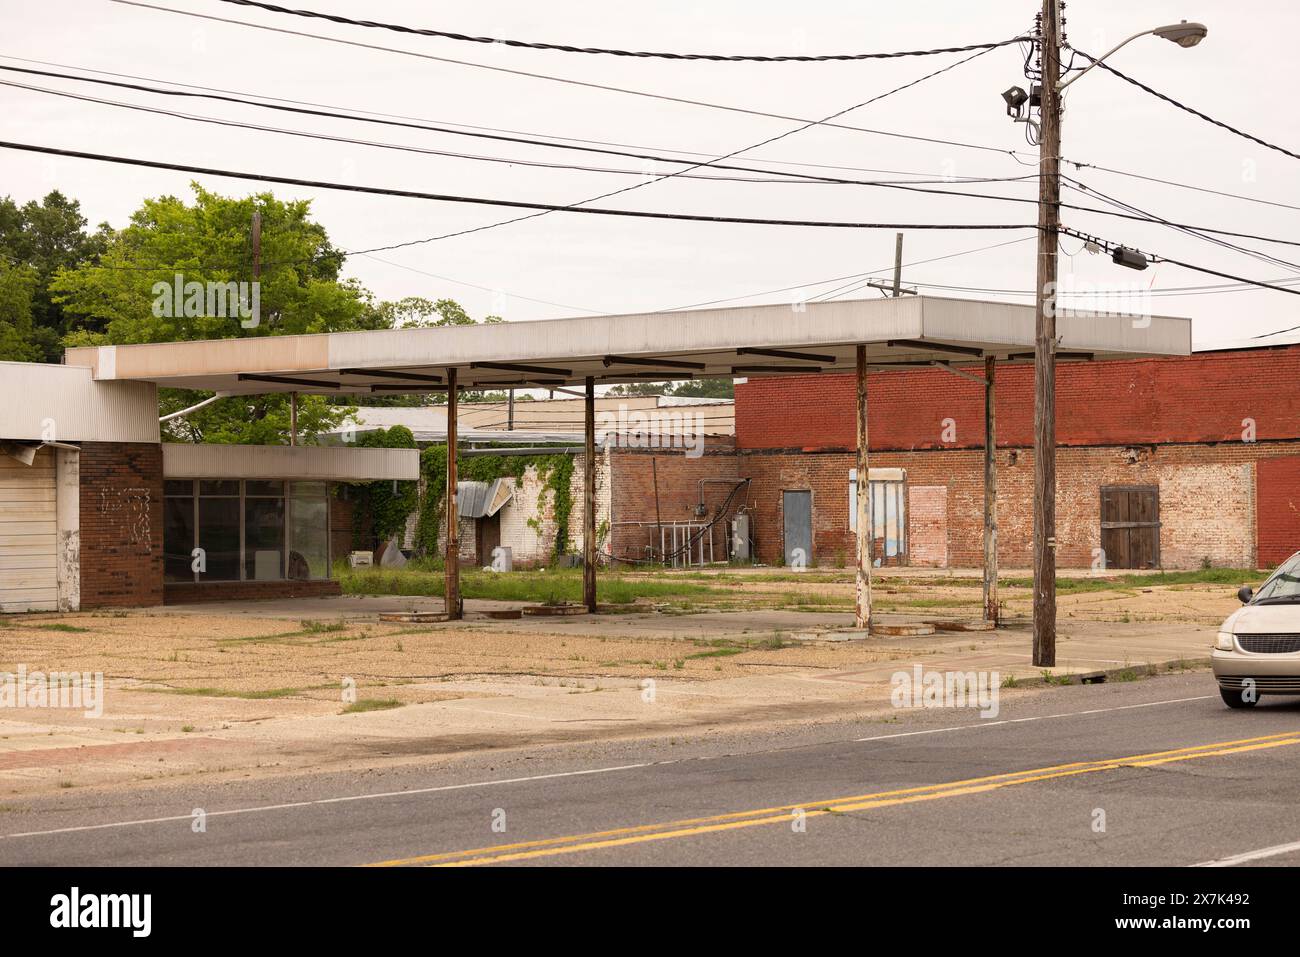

left=1213, top=551, right=1300, bottom=708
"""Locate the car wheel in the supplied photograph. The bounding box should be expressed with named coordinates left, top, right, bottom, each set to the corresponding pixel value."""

left=1220, top=686, right=1258, bottom=709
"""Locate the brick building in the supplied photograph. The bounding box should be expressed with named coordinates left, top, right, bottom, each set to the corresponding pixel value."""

left=728, top=343, right=1300, bottom=570
left=0, top=362, right=416, bottom=612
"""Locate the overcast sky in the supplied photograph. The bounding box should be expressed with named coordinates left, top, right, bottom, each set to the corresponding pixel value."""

left=4, top=0, right=1298, bottom=349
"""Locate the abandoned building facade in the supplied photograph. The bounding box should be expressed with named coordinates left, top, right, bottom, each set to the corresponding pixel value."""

left=723, top=342, right=1300, bottom=571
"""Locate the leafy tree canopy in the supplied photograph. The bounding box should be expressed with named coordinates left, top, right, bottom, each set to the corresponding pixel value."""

left=0, top=190, right=109, bottom=361
left=607, top=377, right=734, bottom=398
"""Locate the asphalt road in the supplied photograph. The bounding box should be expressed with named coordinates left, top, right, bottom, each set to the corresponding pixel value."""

left=3, top=672, right=1299, bottom=867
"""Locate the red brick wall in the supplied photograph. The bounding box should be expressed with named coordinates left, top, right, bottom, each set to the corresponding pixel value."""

left=739, top=442, right=1288, bottom=569
left=79, top=442, right=164, bottom=608
left=736, top=345, right=1300, bottom=452
left=908, top=486, right=948, bottom=567
left=607, top=443, right=742, bottom=562
left=331, top=488, right=363, bottom=560
left=1257, top=457, right=1300, bottom=567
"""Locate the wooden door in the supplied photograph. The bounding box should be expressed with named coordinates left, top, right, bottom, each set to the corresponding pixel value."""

left=1100, top=485, right=1160, bottom=569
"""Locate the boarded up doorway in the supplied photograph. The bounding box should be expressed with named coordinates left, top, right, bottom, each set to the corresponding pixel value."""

left=782, top=490, right=812, bottom=568
left=1100, top=485, right=1160, bottom=569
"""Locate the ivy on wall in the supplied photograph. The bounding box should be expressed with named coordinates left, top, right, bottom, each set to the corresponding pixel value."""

left=415, top=445, right=577, bottom=561
left=347, top=426, right=419, bottom=548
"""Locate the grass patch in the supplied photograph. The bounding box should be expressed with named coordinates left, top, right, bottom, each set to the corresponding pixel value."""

left=144, top=685, right=323, bottom=700
left=1003, top=568, right=1264, bottom=594
left=684, top=647, right=745, bottom=660
left=31, top=623, right=91, bottom=633
left=340, top=566, right=716, bottom=605
left=342, top=698, right=404, bottom=714
left=299, top=620, right=348, bottom=634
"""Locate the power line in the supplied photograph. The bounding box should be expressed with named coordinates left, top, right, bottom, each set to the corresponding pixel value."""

left=887, top=275, right=1300, bottom=299
left=1062, top=158, right=1300, bottom=214
left=358, top=255, right=605, bottom=315
left=1059, top=228, right=1300, bottom=298
left=352, top=42, right=1012, bottom=254
left=664, top=236, right=1036, bottom=310
left=215, top=0, right=1027, bottom=63
left=14, top=65, right=1293, bottom=252
left=0, top=139, right=1039, bottom=232
left=810, top=237, right=1036, bottom=302
left=1073, top=49, right=1300, bottom=162
left=1061, top=177, right=1300, bottom=276
left=0, top=77, right=846, bottom=186
left=0, top=54, right=1035, bottom=183
left=0, top=65, right=1040, bottom=200
left=19, top=68, right=1297, bottom=255
left=112, top=0, right=1028, bottom=159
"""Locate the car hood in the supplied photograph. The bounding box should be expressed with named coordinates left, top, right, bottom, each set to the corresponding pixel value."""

left=1223, top=603, right=1300, bottom=634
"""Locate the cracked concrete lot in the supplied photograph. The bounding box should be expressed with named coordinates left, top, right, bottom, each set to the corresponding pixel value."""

left=0, top=569, right=1240, bottom=799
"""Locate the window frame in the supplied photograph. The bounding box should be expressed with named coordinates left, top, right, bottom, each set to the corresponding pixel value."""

left=163, top=478, right=333, bottom=584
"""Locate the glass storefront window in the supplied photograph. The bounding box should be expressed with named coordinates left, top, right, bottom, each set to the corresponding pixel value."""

left=163, top=484, right=195, bottom=583
left=289, top=482, right=329, bottom=580
left=198, top=495, right=241, bottom=581
left=162, top=479, right=330, bottom=583
left=244, top=494, right=285, bottom=581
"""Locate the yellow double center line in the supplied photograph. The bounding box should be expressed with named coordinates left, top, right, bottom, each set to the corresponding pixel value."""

left=368, top=730, right=1300, bottom=867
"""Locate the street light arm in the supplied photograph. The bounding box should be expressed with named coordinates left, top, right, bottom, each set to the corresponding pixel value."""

left=1056, top=29, right=1157, bottom=92
left=1057, top=20, right=1206, bottom=92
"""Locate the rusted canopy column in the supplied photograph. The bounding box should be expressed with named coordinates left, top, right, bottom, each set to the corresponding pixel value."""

left=983, top=356, right=999, bottom=624
left=855, top=345, right=872, bottom=631
left=583, top=376, right=597, bottom=613
left=445, top=367, right=461, bottom=620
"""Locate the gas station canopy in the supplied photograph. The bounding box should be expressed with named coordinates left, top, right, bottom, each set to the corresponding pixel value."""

left=64, top=296, right=1191, bottom=394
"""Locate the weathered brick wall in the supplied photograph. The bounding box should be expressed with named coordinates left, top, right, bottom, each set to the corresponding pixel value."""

left=330, top=488, right=361, bottom=560
left=1257, top=457, right=1300, bottom=566
left=735, top=345, right=1300, bottom=452
left=607, top=443, right=741, bottom=563
left=908, top=486, right=948, bottom=567
left=78, top=442, right=164, bottom=608
left=738, top=443, right=1289, bottom=569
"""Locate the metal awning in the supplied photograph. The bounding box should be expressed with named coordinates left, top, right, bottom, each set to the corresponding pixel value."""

left=456, top=479, right=514, bottom=519
left=63, top=296, right=1191, bottom=396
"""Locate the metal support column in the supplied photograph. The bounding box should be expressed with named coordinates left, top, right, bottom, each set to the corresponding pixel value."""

left=445, top=367, right=461, bottom=620
left=983, top=356, right=999, bottom=624
left=583, top=375, right=597, bottom=613
left=855, top=345, right=872, bottom=631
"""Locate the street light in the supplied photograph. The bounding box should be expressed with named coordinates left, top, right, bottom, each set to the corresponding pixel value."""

left=1019, top=6, right=1207, bottom=669
left=1057, top=21, right=1208, bottom=91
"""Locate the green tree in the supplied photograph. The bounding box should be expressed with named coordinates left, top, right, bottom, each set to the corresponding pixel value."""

left=607, top=378, right=734, bottom=398
left=0, top=261, right=41, bottom=362
left=0, top=190, right=109, bottom=361
left=377, top=296, right=502, bottom=328
left=52, top=184, right=384, bottom=443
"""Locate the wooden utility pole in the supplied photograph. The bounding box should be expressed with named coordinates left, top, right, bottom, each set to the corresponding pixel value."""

left=891, top=232, right=903, bottom=297
left=983, top=356, right=998, bottom=624
left=854, top=344, right=872, bottom=631
left=1032, top=0, right=1062, bottom=666
left=251, top=209, right=262, bottom=284
left=583, top=376, right=597, bottom=613
left=445, top=367, right=461, bottom=620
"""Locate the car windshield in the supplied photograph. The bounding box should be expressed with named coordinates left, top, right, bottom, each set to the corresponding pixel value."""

left=1252, top=553, right=1300, bottom=602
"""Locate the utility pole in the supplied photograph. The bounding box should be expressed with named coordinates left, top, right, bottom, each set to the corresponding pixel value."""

left=507, top=388, right=515, bottom=430
left=1032, top=0, right=1061, bottom=667
left=860, top=233, right=915, bottom=297
left=891, top=232, right=903, bottom=297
